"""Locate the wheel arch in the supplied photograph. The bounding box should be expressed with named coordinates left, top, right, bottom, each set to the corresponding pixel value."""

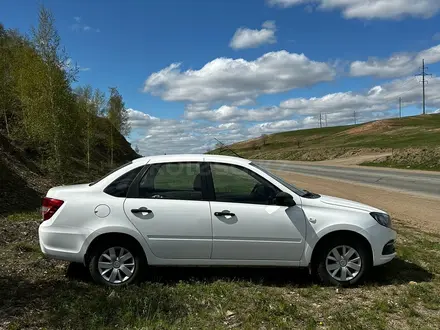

left=84, top=231, right=148, bottom=265
left=308, top=230, right=373, bottom=268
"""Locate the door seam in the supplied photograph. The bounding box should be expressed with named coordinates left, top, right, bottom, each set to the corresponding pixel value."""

left=208, top=201, right=214, bottom=259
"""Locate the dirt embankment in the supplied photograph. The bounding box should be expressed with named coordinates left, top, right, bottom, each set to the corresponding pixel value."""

left=0, top=134, right=53, bottom=215
left=0, top=127, right=140, bottom=215
left=275, top=171, right=440, bottom=234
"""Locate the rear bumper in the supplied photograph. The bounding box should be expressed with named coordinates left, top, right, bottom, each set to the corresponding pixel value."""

left=39, top=222, right=92, bottom=263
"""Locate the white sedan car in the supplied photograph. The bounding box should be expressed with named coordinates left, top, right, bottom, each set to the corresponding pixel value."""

left=39, top=154, right=396, bottom=286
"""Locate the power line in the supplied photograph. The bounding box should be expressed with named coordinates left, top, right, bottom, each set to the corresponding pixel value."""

left=394, top=77, right=419, bottom=100
left=416, top=59, right=432, bottom=115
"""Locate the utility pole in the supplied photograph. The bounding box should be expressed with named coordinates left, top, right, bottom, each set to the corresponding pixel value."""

left=319, top=112, right=322, bottom=128
left=399, top=97, right=402, bottom=118
left=416, top=59, right=432, bottom=115
left=354, top=111, right=357, bottom=125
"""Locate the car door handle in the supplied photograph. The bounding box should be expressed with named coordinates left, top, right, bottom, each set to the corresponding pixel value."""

left=131, top=207, right=152, bottom=214
left=214, top=211, right=235, bottom=217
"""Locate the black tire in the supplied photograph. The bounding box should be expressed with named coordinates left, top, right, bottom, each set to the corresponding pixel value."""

left=315, top=237, right=371, bottom=287
left=88, top=239, right=146, bottom=286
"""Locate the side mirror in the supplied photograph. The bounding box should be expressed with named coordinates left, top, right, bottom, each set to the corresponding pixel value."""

left=275, top=192, right=296, bottom=207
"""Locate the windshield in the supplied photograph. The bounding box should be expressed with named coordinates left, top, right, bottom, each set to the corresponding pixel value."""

left=250, top=162, right=307, bottom=197
left=89, top=161, right=133, bottom=186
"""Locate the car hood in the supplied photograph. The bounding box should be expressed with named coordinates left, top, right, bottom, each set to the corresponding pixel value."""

left=318, top=194, right=385, bottom=213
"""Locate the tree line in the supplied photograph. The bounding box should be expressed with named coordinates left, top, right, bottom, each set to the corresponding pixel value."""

left=0, top=6, right=131, bottom=181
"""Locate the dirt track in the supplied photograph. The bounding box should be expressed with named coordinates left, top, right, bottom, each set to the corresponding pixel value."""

left=275, top=170, right=440, bottom=234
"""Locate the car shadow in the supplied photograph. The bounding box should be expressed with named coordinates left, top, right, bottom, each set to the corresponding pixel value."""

left=0, top=258, right=433, bottom=328
left=368, top=258, right=434, bottom=285
left=66, top=257, right=433, bottom=287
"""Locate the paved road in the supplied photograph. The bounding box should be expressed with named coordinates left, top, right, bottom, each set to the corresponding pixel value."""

left=256, top=160, right=440, bottom=198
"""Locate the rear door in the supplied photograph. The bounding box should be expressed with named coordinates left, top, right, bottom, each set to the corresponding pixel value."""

left=123, top=162, right=212, bottom=259
left=208, top=162, right=306, bottom=261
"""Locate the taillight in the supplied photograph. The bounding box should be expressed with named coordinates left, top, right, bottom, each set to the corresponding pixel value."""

left=42, top=197, right=64, bottom=221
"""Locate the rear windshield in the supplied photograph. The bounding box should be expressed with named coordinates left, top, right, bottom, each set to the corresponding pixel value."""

left=89, top=162, right=133, bottom=186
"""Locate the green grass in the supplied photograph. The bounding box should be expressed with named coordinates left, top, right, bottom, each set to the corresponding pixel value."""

left=209, top=115, right=440, bottom=168
left=6, top=211, right=41, bottom=222
left=1, top=215, right=440, bottom=329
left=362, top=160, right=440, bottom=171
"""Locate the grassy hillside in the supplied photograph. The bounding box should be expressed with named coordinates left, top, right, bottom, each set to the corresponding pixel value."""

left=210, top=114, right=440, bottom=170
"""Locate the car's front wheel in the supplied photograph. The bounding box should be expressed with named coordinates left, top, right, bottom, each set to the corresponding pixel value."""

left=88, top=241, right=145, bottom=286
left=316, top=238, right=371, bottom=286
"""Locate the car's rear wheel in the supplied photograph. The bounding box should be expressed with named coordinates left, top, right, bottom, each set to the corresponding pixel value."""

left=88, top=241, right=144, bottom=286
left=316, top=238, right=371, bottom=286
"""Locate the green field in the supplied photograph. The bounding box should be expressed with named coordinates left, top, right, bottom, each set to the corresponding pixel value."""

left=210, top=114, right=440, bottom=170
left=1, top=212, right=440, bottom=329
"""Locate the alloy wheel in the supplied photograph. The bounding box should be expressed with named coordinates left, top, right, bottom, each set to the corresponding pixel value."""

left=98, top=246, right=136, bottom=284
left=325, top=245, right=362, bottom=282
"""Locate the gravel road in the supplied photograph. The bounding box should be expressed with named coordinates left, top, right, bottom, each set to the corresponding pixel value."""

left=257, top=160, right=440, bottom=198
left=267, top=164, right=440, bottom=234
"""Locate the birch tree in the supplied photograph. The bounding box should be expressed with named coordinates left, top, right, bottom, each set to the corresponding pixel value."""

left=27, top=5, right=78, bottom=176
left=106, top=87, right=130, bottom=167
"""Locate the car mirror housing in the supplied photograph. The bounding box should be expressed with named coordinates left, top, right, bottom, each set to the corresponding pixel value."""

left=275, top=192, right=296, bottom=207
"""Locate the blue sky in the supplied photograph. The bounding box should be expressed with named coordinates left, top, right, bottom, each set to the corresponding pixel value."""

left=2, top=0, right=440, bottom=154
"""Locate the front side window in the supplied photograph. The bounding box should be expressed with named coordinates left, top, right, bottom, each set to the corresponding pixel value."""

left=210, top=163, right=279, bottom=205
left=250, top=162, right=307, bottom=197
left=104, top=166, right=144, bottom=197
left=138, top=162, right=203, bottom=201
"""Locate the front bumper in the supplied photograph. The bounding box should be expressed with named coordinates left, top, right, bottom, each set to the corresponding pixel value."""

left=382, top=240, right=396, bottom=255
left=369, top=225, right=397, bottom=266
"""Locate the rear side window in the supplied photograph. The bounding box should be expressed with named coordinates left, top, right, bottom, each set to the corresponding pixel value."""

left=89, top=161, right=133, bottom=186
left=138, top=162, right=203, bottom=201
left=104, top=166, right=144, bottom=197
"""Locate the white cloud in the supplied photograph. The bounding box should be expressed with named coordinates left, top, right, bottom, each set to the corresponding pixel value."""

left=127, top=109, right=160, bottom=128
left=230, top=20, right=277, bottom=50
left=232, top=98, right=255, bottom=106
left=280, top=77, right=440, bottom=115
left=143, top=50, right=335, bottom=105
left=71, top=17, right=100, bottom=33
left=128, top=109, right=250, bottom=155
left=184, top=76, right=440, bottom=123
left=184, top=104, right=291, bottom=122
left=130, top=74, right=440, bottom=154
left=248, top=120, right=300, bottom=135
left=267, top=0, right=440, bottom=20
left=350, top=44, right=440, bottom=78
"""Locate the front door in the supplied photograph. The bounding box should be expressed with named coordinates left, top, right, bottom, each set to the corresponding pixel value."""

left=208, top=162, right=306, bottom=261
left=123, top=162, right=212, bottom=259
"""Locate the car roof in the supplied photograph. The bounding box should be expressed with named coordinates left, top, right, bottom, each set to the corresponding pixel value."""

left=132, top=154, right=251, bottom=166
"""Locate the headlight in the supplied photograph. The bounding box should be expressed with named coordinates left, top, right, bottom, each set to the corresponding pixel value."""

left=370, top=212, right=392, bottom=228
